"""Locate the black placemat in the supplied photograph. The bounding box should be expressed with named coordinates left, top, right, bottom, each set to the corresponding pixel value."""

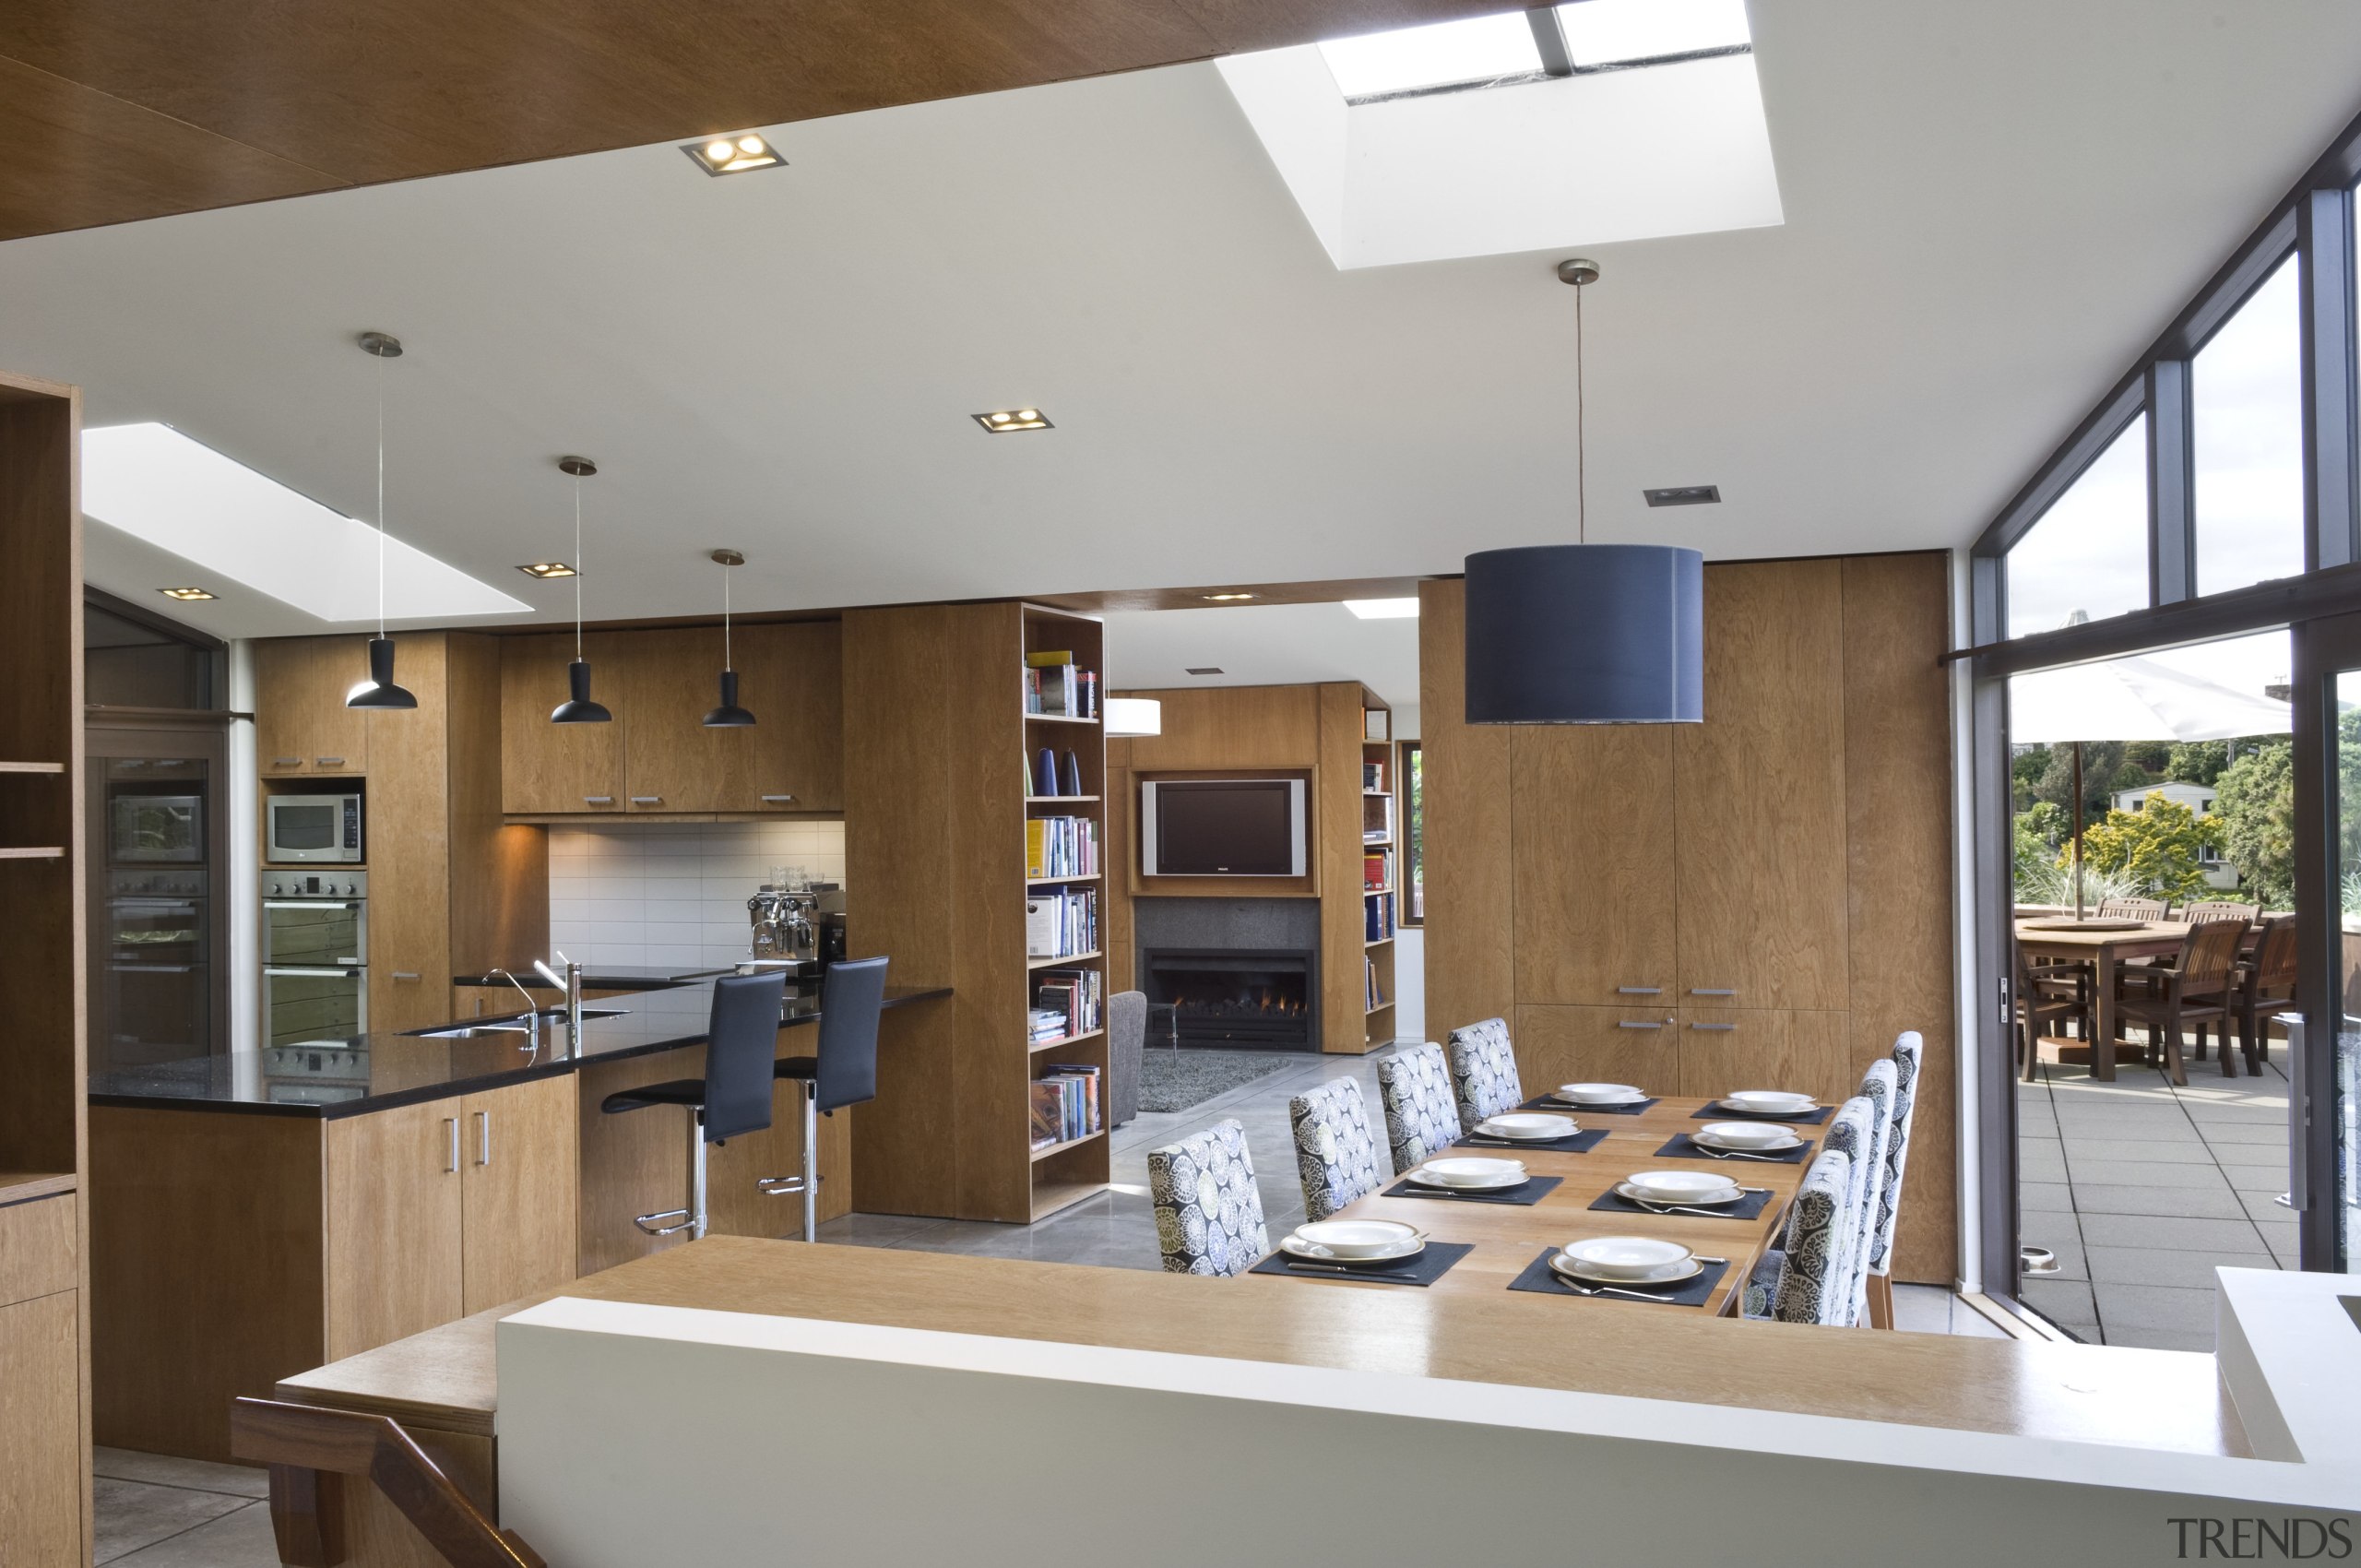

left=1587, top=1184, right=1776, bottom=1220
left=1520, top=1095, right=1660, bottom=1116
left=1382, top=1173, right=1565, bottom=1206
left=1655, top=1133, right=1814, bottom=1165
left=1454, top=1127, right=1610, bottom=1154
left=1691, top=1101, right=1833, bottom=1124
left=1248, top=1241, right=1475, bottom=1288
left=1507, top=1247, right=1732, bottom=1307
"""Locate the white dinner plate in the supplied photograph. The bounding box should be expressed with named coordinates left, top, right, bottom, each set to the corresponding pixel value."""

left=1621, top=1169, right=1743, bottom=1202
left=1406, top=1158, right=1528, bottom=1191
left=1721, top=1089, right=1818, bottom=1116
left=1693, top=1123, right=1804, bottom=1153
left=1560, top=1235, right=1692, bottom=1277
left=1476, top=1113, right=1579, bottom=1141
left=1618, top=1181, right=1743, bottom=1208
left=1551, top=1252, right=1705, bottom=1288
left=1554, top=1083, right=1645, bottom=1107
left=1280, top=1233, right=1427, bottom=1265
left=1292, top=1219, right=1422, bottom=1258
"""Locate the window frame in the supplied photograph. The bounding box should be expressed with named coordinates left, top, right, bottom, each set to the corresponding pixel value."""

left=1396, top=738, right=1423, bottom=927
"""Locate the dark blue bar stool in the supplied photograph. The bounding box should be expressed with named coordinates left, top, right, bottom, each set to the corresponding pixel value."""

left=601, top=970, right=787, bottom=1241
left=761, top=956, right=888, bottom=1241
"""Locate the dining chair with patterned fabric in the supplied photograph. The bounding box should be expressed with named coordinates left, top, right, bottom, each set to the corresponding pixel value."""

left=1147, top=1120, right=1270, bottom=1277
left=1376, top=1041, right=1459, bottom=1173
left=1865, top=1031, right=1923, bottom=1327
left=1742, top=1146, right=1856, bottom=1325
left=1818, top=1091, right=1885, bottom=1328
left=1289, top=1078, right=1383, bottom=1221
left=1444, top=1017, right=1524, bottom=1131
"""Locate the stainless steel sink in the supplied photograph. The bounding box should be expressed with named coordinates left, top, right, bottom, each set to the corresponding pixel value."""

left=408, top=1005, right=627, bottom=1039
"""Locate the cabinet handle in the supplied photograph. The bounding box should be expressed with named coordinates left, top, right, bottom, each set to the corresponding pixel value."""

left=584, top=795, right=616, bottom=806
left=391, top=971, right=421, bottom=981
left=316, top=756, right=347, bottom=768
left=476, top=1111, right=491, bottom=1168
left=760, top=794, right=796, bottom=804
left=1616, top=985, right=1662, bottom=995
left=630, top=795, right=662, bottom=805
left=1617, top=1019, right=1665, bottom=1030
left=444, top=1117, right=460, bottom=1173
left=271, top=756, right=303, bottom=768
left=1689, top=1021, right=1738, bottom=1031
left=1690, top=988, right=1737, bottom=997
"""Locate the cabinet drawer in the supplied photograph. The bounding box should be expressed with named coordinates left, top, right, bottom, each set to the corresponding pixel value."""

left=0, top=1193, right=77, bottom=1307
left=0, top=1291, right=83, bottom=1565
left=1510, top=1005, right=1679, bottom=1098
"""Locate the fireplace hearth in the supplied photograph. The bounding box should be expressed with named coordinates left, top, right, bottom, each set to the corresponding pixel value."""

left=1141, top=946, right=1317, bottom=1050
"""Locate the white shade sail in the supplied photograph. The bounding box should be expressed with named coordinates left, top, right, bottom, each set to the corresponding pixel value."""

left=2009, top=657, right=2290, bottom=745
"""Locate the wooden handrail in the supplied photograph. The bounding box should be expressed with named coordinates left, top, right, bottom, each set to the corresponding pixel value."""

left=231, top=1396, right=547, bottom=1568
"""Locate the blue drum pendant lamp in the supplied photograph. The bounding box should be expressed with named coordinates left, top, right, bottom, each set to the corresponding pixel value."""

left=346, top=330, right=418, bottom=710
left=1464, top=259, right=1703, bottom=726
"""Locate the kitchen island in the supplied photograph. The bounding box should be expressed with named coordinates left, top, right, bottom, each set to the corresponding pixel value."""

left=87, top=976, right=946, bottom=1462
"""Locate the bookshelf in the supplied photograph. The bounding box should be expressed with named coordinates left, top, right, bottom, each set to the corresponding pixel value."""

left=1360, top=706, right=1397, bottom=1046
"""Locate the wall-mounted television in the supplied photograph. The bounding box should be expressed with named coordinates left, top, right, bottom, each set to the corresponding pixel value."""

left=1140, top=778, right=1308, bottom=878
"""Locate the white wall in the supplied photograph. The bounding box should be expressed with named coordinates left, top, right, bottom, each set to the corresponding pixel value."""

left=549, top=820, right=846, bottom=971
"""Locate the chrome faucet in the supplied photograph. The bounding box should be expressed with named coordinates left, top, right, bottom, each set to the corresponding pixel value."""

left=482, top=968, right=542, bottom=1052
left=532, top=951, right=585, bottom=1055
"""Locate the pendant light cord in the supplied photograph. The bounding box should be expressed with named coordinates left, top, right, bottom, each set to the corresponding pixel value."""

left=1574, top=275, right=1587, bottom=547
left=572, top=472, right=585, bottom=659
left=722, top=564, right=733, bottom=672
left=375, top=348, right=387, bottom=636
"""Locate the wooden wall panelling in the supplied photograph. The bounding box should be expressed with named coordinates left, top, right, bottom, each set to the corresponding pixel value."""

left=1841, top=552, right=1957, bottom=1280
left=1511, top=1005, right=1681, bottom=1098
left=842, top=607, right=961, bottom=1218
left=1117, top=684, right=1322, bottom=771
left=0, top=1290, right=81, bottom=1565
left=323, top=1100, right=463, bottom=1362
left=742, top=619, right=846, bottom=812
left=0, top=1192, right=76, bottom=1305
left=955, top=603, right=1032, bottom=1221
left=498, top=631, right=625, bottom=814
left=1317, top=683, right=1371, bottom=1052
left=0, top=859, right=79, bottom=1181
left=1673, top=560, right=1851, bottom=1013
left=1510, top=725, right=1678, bottom=1006
left=366, top=634, right=454, bottom=1033
left=1674, top=1009, right=1850, bottom=1108
left=254, top=636, right=370, bottom=776
left=1418, top=579, right=1513, bottom=1041
left=457, top=1075, right=576, bottom=1317
left=89, top=1107, right=325, bottom=1463
left=444, top=634, right=548, bottom=976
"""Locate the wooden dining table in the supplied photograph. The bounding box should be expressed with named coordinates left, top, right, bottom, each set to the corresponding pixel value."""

left=2013, top=919, right=2196, bottom=1081
left=1249, top=1094, right=1809, bottom=1314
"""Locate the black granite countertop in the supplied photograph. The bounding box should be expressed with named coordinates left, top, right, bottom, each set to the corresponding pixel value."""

left=446, top=963, right=819, bottom=992
left=88, top=978, right=948, bottom=1119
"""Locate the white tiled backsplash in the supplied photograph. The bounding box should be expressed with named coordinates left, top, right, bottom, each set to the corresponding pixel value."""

left=549, top=820, right=848, bottom=971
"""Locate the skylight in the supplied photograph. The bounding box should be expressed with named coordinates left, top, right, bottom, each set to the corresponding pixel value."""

left=82, top=423, right=530, bottom=624
left=1316, top=0, right=1750, bottom=101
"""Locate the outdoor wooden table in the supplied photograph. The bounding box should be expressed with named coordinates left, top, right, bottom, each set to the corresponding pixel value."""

left=2014, top=919, right=2192, bottom=1081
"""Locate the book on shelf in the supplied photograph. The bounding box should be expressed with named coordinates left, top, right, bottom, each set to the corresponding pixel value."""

left=1363, top=890, right=1395, bottom=943
left=1032, top=967, right=1104, bottom=1039
left=1031, top=1064, right=1103, bottom=1148
left=1025, top=885, right=1101, bottom=958
left=1022, top=654, right=1099, bottom=719
left=1362, top=849, right=1394, bottom=892
left=1363, top=759, right=1386, bottom=792
left=1365, top=956, right=1383, bottom=1011
left=1025, top=814, right=1102, bottom=879
left=1361, top=792, right=1394, bottom=843
left=1364, top=709, right=1390, bottom=742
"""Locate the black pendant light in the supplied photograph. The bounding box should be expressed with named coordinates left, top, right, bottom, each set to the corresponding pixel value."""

left=347, top=330, right=418, bottom=710
left=550, top=456, right=612, bottom=724
left=702, top=549, right=755, bottom=727
left=1463, top=259, right=1703, bottom=725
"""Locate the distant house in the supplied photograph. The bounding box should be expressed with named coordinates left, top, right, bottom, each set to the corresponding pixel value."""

left=2110, top=780, right=2236, bottom=886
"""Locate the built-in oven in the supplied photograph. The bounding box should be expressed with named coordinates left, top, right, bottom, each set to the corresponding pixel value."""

left=266, top=791, right=363, bottom=864
left=110, top=792, right=203, bottom=863
left=262, top=871, right=367, bottom=1047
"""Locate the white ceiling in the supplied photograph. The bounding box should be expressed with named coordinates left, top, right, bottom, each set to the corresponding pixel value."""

left=1, top=0, right=2358, bottom=655
left=1105, top=602, right=1423, bottom=718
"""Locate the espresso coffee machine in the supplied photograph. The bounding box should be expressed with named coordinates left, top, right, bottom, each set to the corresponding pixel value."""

left=747, top=886, right=818, bottom=963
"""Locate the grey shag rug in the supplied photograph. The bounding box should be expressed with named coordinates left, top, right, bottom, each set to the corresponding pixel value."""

left=1136, top=1049, right=1305, bottom=1114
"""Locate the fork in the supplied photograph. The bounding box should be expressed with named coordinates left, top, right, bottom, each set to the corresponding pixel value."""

left=1625, top=1198, right=1744, bottom=1218
left=1694, top=1146, right=1789, bottom=1162
left=1285, top=1262, right=1424, bottom=1282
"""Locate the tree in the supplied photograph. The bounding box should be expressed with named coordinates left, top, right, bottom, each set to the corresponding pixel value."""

left=2124, top=740, right=2171, bottom=773
left=2216, top=742, right=2296, bottom=909
left=2011, top=745, right=2051, bottom=811
left=2165, top=740, right=2229, bottom=787
left=2031, top=740, right=2127, bottom=824
left=2070, top=793, right=2221, bottom=900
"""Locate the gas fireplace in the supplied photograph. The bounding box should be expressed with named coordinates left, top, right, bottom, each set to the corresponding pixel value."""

left=1140, top=946, right=1316, bottom=1050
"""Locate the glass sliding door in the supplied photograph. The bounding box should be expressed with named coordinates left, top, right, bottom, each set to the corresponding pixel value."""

left=2292, top=611, right=2361, bottom=1271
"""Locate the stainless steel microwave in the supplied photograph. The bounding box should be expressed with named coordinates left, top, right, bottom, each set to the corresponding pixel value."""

left=265, top=792, right=362, bottom=863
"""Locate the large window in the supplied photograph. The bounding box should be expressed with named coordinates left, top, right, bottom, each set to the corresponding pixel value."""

left=2194, top=257, right=2307, bottom=596
left=2005, top=413, right=2150, bottom=638
left=1398, top=740, right=1424, bottom=924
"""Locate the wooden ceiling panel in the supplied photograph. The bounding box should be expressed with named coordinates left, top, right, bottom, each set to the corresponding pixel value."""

left=1169, top=0, right=1512, bottom=55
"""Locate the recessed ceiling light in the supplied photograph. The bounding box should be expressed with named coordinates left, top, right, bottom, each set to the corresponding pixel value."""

left=682, top=133, right=786, bottom=175
left=516, top=562, right=577, bottom=579
left=974, top=409, right=1053, bottom=433
left=1643, top=484, right=1722, bottom=507
left=158, top=587, right=215, bottom=601
left=1185, top=666, right=1225, bottom=675
left=1343, top=597, right=1420, bottom=619
left=1200, top=591, right=1257, bottom=602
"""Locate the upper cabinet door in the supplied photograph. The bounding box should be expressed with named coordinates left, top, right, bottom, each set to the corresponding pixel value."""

left=1674, top=560, right=1851, bottom=1013
left=741, top=622, right=844, bottom=812
left=1511, top=725, right=1677, bottom=1004
left=619, top=627, right=754, bottom=814
left=500, top=632, right=625, bottom=814
left=254, top=636, right=370, bottom=777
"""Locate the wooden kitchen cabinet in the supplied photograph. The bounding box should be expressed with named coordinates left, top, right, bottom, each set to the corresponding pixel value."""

left=458, top=1075, right=578, bottom=1315
left=1510, top=725, right=1676, bottom=1006
left=0, top=1289, right=82, bottom=1566
left=1511, top=1004, right=1679, bottom=1098
left=620, top=626, right=756, bottom=813
left=500, top=630, right=626, bottom=814
left=367, top=636, right=454, bottom=1034
left=324, top=1099, right=464, bottom=1360
left=742, top=621, right=845, bottom=812
left=255, top=636, right=371, bottom=777
left=1675, top=1008, right=1850, bottom=1107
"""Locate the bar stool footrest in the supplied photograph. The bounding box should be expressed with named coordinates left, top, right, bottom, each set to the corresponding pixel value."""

left=757, top=1174, right=816, bottom=1195
left=634, top=1207, right=695, bottom=1237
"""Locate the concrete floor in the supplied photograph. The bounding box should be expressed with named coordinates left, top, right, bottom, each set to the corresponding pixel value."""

left=2017, top=1047, right=2296, bottom=1350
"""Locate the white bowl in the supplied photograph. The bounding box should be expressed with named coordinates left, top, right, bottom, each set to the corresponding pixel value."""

left=1415, top=1156, right=1527, bottom=1187
left=1477, top=1112, right=1578, bottom=1141
left=1558, top=1082, right=1644, bottom=1106
left=1623, top=1170, right=1742, bottom=1204
left=1699, top=1121, right=1796, bottom=1150
left=1292, top=1219, right=1422, bottom=1258
left=1561, top=1236, right=1693, bottom=1279
left=1725, top=1089, right=1816, bottom=1115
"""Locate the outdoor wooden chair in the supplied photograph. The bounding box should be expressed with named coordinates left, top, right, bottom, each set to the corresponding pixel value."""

left=2097, top=897, right=2169, bottom=921
left=2114, top=918, right=2244, bottom=1084
left=2180, top=900, right=2260, bottom=925
left=2014, top=942, right=2087, bottom=1081
left=2229, top=914, right=2299, bottom=1074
